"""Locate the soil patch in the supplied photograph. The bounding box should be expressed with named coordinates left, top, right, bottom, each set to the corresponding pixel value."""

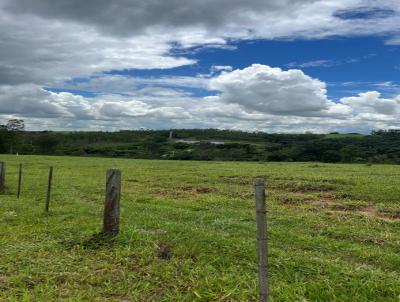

left=156, top=243, right=173, bottom=260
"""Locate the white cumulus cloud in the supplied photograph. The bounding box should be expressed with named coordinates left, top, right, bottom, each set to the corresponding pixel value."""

left=341, top=91, right=400, bottom=115
left=1, top=61, right=400, bottom=133
left=208, top=64, right=351, bottom=117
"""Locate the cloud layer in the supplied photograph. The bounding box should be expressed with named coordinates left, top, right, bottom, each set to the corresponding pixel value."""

left=0, top=1, right=399, bottom=132
left=1, top=0, right=399, bottom=86
left=2, top=0, right=400, bottom=41
left=1, top=64, right=400, bottom=133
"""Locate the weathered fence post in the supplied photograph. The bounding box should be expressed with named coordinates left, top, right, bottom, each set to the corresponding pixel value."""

left=0, top=161, right=5, bottom=193
left=102, top=169, right=121, bottom=236
left=17, top=163, right=22, bottom=198
left=255, top=177, right=268, bottom=302
left=45, top=166, right=53, bottom=212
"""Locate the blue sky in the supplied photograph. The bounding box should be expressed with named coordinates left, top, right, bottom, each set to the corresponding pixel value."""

left=98, top=36, right=399, bottom=100
left=1, top=0, right=400, bottom=133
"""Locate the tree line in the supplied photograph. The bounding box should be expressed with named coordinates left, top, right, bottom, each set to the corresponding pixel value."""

left=1, top=120, right=400, bottom=163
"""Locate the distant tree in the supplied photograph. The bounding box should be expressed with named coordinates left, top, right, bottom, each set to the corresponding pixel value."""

left=4, top=119, right=25, bottom=153
left=0, top=125, right=7, bottom=153
left=6, top=119, right=25, bottom=132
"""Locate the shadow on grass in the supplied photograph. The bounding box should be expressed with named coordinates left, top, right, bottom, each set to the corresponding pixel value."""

left=60, top=232, right=117, bottom=250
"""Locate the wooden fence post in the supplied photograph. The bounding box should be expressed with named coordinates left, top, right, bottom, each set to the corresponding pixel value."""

left=102, top=169, right=121, bottom=236
left=0, top=161, right=5, bottom=193
left=17, top=163, right=22, bottom=198
left=45, top=166, right=53, bottom=212
left=255, top=177, right=268, bottom=302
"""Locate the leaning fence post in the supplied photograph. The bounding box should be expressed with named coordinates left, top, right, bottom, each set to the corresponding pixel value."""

left=45, top=166, right=53, bottom=212
left=102, top=169, right=121, bottom=236
left=255, top=177, right=268, bottom=302
left=0, top=161, right=5, bottom=193
left=17, top=163, right=22, bottom=198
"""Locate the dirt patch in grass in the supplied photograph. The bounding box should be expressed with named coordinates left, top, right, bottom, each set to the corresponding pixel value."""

left=361, top=207, right=400, bottom=222
left=279, top=189, right=400, bottom=222
left=277, top=195, right=306, bottom=205
left=329, top=203, right=366, bottom=211
left=54, top=273, right=73, bottom=285
left=277, top=196, right=296, bottom=205
left=21, top=276, right=45, bottom=290
left=278, top=189, right=337, bottom=206
left=291, top=184, right=336, bottom=193
left=190, top=186, right=215, bottom=194
left=305, top=199, right=400, bottom=222
left=321, top=206, right=400, bottom=222
left=156, top=243, right=173, bottom=260
left=333, top=192, right=353, bottom=199
left=270, top=176, right=354, bottom=185
left=304, top=199, right=333, bottom=208
left=269, top=182, right=336, bottom=193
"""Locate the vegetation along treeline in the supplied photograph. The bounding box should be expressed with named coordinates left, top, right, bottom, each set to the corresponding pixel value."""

left=1, top=119, right=400, bottom=163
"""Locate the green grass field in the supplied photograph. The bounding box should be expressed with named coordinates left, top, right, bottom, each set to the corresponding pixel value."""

left=0, top=155, right=399, bottom=301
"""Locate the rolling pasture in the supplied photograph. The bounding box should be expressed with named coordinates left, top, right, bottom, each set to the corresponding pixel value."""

left=0, top=155, right=399, bottom=301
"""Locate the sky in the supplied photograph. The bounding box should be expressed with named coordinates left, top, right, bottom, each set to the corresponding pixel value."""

left=0, top=0, right=399, bottom=133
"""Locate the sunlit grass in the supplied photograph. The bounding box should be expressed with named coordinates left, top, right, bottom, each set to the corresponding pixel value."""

left=0, top=155, right=399, bottom=301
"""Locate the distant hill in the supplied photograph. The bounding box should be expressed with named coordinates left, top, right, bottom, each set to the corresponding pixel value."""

left=1, top=128, right=400, bottom=163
